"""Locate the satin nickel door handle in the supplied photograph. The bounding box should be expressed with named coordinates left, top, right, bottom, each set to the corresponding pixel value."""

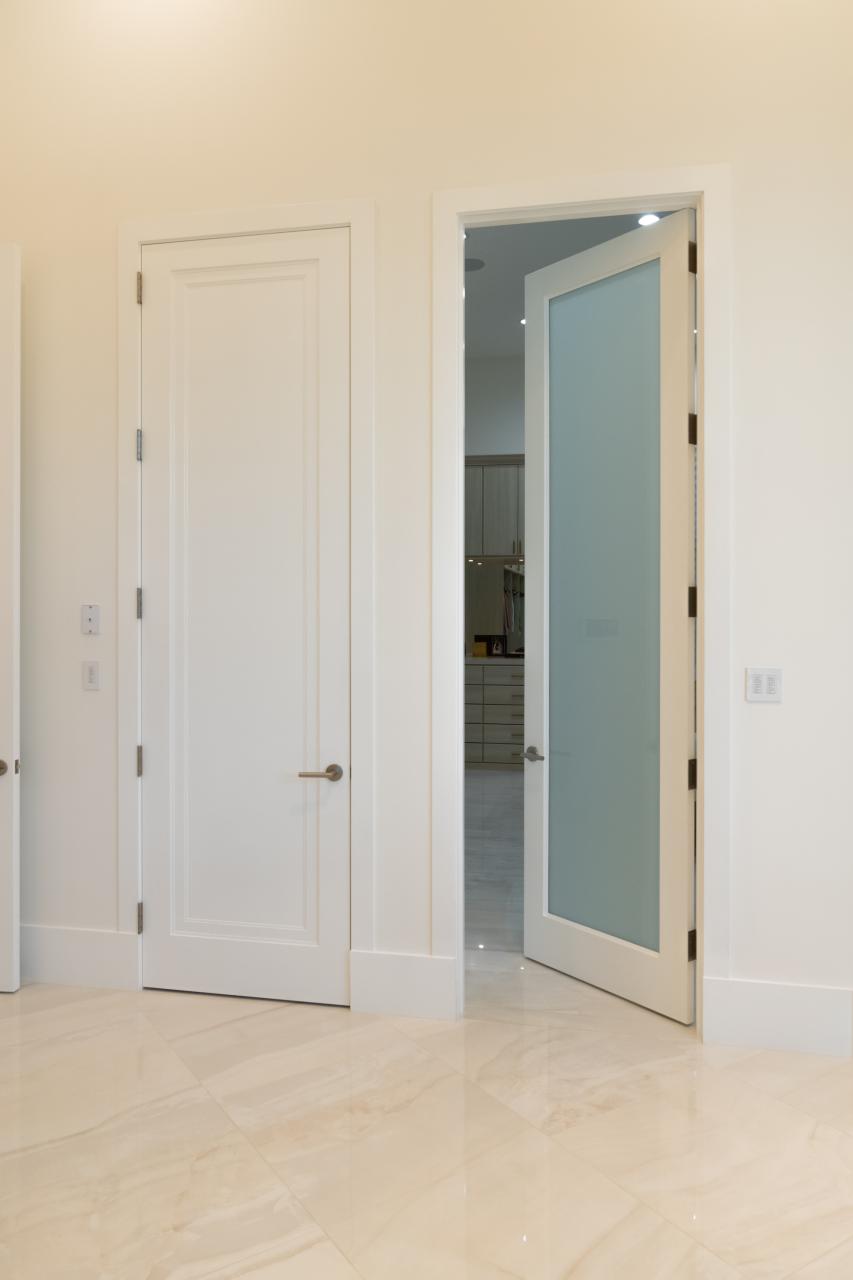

left=524, top=746, right=545, bottom=762
left=298, top=763, right=344, bottom=781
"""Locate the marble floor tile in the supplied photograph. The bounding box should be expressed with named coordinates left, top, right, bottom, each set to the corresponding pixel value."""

left=4, top=938, right=853, bottom=1276
left=558, top=1069, right=853, bottom=1277
left=174, top=1005, right=527, bottom=1259
left=777, top=1064, right=853, bottom=1134
left=0, top=1085, right=361, bottom=1279
left=0, top=1010, right=198, bottom=1154
left=0, top=982, right=140, bottom=1050
left=137, top=986, right=284, bottom=1042
left=788, top=1234, right=853, bottom=1276
left=351, top=1127, right=740, bottom=1279
left=716, top=1049, right=847, bottom=1101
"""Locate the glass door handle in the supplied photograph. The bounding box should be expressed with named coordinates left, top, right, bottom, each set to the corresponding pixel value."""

left=298, top=764, right=343, bottom=781
left=524, top=746, right=545, bottom=762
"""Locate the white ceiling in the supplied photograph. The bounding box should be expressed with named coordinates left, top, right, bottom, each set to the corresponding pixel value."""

left=464, top=215, right=660, bottom=360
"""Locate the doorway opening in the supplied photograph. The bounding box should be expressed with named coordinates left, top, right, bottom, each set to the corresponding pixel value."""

left=462, top=206, right=699, bottom=1025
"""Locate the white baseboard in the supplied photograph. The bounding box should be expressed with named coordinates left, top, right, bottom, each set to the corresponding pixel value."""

left=703, top=975, right=853, bottom=1057
left=350, top=949, right=458, bottom=1019
left=22, top=924, right=140, bottom=990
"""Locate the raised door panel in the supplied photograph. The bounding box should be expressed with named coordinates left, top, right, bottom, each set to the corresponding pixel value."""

left=483, top=465, right=519, bottom=556
left=465, top=465, right=483, bottom=555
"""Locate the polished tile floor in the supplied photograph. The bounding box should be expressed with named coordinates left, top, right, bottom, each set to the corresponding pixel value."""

left=4, top=961, right=853, bottom=1277
left=465, top=765, right=523, bottom=952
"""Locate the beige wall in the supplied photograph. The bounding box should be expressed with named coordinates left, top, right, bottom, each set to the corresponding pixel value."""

left=1, top=1, right=852, bottom=995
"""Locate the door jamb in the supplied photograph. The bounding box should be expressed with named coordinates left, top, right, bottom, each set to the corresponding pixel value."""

left=0, top=245, right=21, bottom=994
left=118, top=199, right=376, bottom=990
left=432, top=167, right=734, bottom=1031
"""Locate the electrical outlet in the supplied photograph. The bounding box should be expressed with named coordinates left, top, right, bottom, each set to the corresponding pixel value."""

left=746, top=667, right=782, bottom=703
left=81, top=604, right=100, bottom=635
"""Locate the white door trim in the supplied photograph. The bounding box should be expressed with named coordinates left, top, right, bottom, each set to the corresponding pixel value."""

left=432, top=166, right=734, bottom=1028
left=0, top=245, right=21, bottom=993
left=118, top=199, right=376, bottom=986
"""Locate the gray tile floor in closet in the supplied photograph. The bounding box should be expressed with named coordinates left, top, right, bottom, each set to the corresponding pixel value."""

left=465, top=766, right=524, bottom=952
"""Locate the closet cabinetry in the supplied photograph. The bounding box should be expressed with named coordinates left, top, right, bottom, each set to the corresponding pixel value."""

left=465, top=660, right=525, bottom=767
left=465, top=465, right=483, bottom=556
left=465, top=457, right=524, bottom=557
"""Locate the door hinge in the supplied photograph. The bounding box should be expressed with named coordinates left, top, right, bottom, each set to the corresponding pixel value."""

left=136, top=587, right=143, bottom=619
left=688, top=412, right=698, bottom=446
left=136, top=271, right=143, bottom=304
left=688, top=586, right=697, bottom=618
left=136, top=428, right=142, bottom=461
left=688, top=757, right=697, bottom=790
left=137, top=902, right=144, bottom=934
left=14, top=759, right=20, bottom=774
left=688, top=241, right=698, bottom=275
left=687, top=928, right=697, bottom=962
left=136, top=744, right=143, bottom=777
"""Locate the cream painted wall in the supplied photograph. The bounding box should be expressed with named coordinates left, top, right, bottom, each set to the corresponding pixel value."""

left=465, top=357, right=524, bottom=456
left=1, top=1, right=852, bottom=1015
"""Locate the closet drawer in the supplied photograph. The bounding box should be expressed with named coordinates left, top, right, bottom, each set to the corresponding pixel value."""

left=483, top=704, right=525, bottom=725
left=464, top=665, right=484, bottom=684
left=484, top=724, right=524, bottom=744
left=482, top=664, right=524, bottom=685
left=483, top=742, right=524, bottom=764
left=465, top=742, right=484, bottom=763
left=465, top=723, right=484, bottom=744
left=464, top=703, right=484, bottom=725
left=482, top=685, right=524, bottom=706
left=465, top=682, right=484, bottom=699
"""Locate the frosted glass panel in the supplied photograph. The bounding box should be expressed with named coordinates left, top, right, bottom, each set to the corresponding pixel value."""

left=548, top=260, right=660, bottom=951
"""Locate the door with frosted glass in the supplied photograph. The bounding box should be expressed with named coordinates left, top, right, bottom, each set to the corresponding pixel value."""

left=523, top=211, right=695, bottom=1023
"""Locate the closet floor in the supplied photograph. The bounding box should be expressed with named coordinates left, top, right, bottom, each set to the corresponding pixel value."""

left=465, top=764, right=524, bottom=952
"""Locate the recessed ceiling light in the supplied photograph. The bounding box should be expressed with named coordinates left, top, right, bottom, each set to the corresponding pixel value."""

left=520, top=318, right=526, bottom=325
left=638, top=213, right=660, bottom=227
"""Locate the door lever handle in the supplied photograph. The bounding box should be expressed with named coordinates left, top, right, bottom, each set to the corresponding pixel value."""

left=298, top=763, right=344, bottom=781
left=524, top=746, right=545, bottom=762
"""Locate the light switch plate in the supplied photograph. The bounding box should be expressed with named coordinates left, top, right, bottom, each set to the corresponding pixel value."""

left=82, top=660, right=100, bottom=691
left=81, top=603, right=100, bottom=635
left=746, top=667, right=782, bottom=703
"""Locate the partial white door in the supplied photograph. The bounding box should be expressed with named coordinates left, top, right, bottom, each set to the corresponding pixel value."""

left=0, top=247, right=21, bottom=993
left=524, top=211, right=695, bottom=1023
left=141, top=228, right=351, bottom=1004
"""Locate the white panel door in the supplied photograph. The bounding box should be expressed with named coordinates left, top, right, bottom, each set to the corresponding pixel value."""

left=0, top=247, right=20, bottom=994
left=524, top=212, right=695, bottom=1023
left=141, top=228, right=350, bottom=1004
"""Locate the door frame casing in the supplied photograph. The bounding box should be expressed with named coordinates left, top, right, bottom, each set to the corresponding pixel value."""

left=433, top=166, right=734, bottom=1030
left=118, top=200, right=376, bottom=989
left=0, top=245, right=21, bottom=993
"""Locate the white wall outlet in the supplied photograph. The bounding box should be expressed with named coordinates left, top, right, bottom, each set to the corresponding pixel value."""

left=81, top=603, right=100, bottom=635
left=746, top=667, right=782, bottom=703
left=82, top=660, right=100, bottom=691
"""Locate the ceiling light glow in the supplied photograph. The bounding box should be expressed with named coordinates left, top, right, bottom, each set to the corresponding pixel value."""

left=638, top=213, right=660, bottom=227
left=520, top=318, right=526, bottom=325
